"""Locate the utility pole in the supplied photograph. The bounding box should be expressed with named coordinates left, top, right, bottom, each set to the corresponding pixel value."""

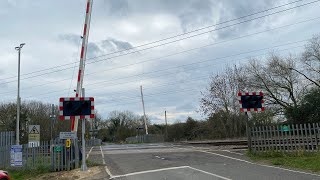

left=165, top=110, right=168, bottom=140
left=140, top=85, right=148, bottom=135
left=81, top=88, right=87, bottom=171
left=245, top=112, right=252, bottom=152
left=50, top=104, right=56, bottom=141
left=15, top=43, right=25, bottom=145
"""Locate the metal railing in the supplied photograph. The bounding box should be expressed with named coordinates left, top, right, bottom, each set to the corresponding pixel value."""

left=0, top=131, right=15, bottom=146
left=126, top=134, right=164, bottom=143
left=0, top=139, right=80, bottom=171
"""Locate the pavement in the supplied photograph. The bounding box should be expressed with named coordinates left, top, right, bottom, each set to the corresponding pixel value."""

left=87, top=143, right=320, bottom=180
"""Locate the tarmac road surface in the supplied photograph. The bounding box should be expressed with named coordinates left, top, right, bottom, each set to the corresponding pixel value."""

left=87, top=143, right=320, bottom=180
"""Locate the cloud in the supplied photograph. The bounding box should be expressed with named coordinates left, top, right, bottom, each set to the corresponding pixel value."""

left=58, top=34, right=81, bottom=46
left=87, top=42, right=102, bottom=58
left=0, top=0, right=319, bottom=122
left=101, top=38, right=134, bottom=53
left=108, top=0, right=129, bottom=17
left=176, top=103, right=196, bottom=111
left=177, top=0, right=214, bottom=32
left=58, top=34, right=134, bottom=58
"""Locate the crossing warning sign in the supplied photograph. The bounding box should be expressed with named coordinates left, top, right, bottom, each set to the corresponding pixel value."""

left=28, top=125, right=40, bottom=147
left=29, top=125, right=40, bottom=134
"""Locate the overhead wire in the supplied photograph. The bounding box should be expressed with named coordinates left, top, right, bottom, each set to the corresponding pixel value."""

left=0, top=15, right=318, bottom=94
left=0, top=0, right=318, bottom=83
left=23, top=42, right=306, bottom=101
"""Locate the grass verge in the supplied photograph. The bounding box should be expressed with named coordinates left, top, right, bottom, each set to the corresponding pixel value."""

left=86, top=160, right=102, bottom=167
left=248, top=151, right=320, bottom=172
left=6, top=165, right=51, bottom=180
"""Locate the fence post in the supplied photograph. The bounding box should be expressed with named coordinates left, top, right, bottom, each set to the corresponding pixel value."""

left=308, top=123, right=314, bottom=152
left=316, top=123, right=319, bottom=152
left=272, top=125, right=276, bottom=151
left=253, top=127, right=257, bottom=152
left=286, top=125, right=290, bottom=152
left=276, top=125, right=280, bottom=152
left=303, top=124, right=309, bottom=151
left=291, top=124, right=296, bottom=151
left=289, top=125, right=293, bottom=151
left=295, top=124, right=300, bottom=150
left=258, top=126, right=262, bottom=151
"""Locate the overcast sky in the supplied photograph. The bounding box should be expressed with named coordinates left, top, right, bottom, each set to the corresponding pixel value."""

left=1, top=0, right=320, bottom=124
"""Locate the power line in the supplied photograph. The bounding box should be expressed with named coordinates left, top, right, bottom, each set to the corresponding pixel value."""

left=68, top=36, right=83, bottom=96
left=18, top=42, right=306, bottom=100
left=81, top=0, right=306, bottom=60
left=0, top=15, right=312, bottom=95
left=0, top=15, right=318, bottom=89
left=0, top=0, right=318, bottom=82
left=22, top=43, right=305, bottom=100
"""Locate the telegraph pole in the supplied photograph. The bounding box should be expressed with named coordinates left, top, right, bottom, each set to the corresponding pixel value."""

left=165, top=110, right=168, bottom=140
left=140, top=85, right=148, bottom=135
left=15, top=43, right=25, bottom=145
left=50, top=104, right=56, bottom=141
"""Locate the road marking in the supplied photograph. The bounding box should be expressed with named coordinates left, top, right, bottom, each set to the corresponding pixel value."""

left=196, top=150, right=320, bottom=177
left=100, top=146, right=105, bottom=158
left=188, top=166, right=232, bottom=180
left=154, top=155, right=166, bottom=160
left=110, top=166, right=230, bottom=179
left=100, top=146, right=113, bottom=178
left=86, top=146, right=93, bottom=159
left=110, top=166, right=189, bottom=179
left=223, top=150, right=244, bottom=156
left=100, top=146, right=106, bottom=165
left=105, top=166, right=113, bottom=178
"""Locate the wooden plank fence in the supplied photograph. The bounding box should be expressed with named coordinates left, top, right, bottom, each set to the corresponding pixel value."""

left=251, top=123, right=320, bottom=152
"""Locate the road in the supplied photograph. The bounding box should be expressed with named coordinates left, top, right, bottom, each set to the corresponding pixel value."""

left=87, top=143, right=320, bottom=180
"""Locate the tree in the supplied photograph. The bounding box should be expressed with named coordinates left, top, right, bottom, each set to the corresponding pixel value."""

left=0, top=101, right=71, bottom=143
left=300, top=35, right=320, bottom=88
left=102, top=110, right=143, bottom=142
left=184, top=117, right=198, bottom=140
left=200, top=65, right=247, bottom=116
left=246, top=54, right=307, bottom=120
left=285, top=88, right=320, bottom=123
left=200, top=65, right=248, bottom=138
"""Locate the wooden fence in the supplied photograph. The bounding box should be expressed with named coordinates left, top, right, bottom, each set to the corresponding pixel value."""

left=250, top=123, right=320, bottom=152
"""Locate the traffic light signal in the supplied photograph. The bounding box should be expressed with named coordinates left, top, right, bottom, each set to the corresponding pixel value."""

left=241, top=95, right=263, bottom=108
left=238, top=92, right=264, bottom=112
left=63, top=100, right=91, bottom=116
left=59, top=97, right=95, bottom=120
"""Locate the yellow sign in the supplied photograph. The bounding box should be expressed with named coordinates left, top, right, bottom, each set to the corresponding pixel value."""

left=28, top=125, right=40, bottom=142
left=66, top=139, right=71, bottom=148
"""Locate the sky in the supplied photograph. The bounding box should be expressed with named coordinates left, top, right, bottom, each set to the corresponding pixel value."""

left=0, top=0, right=320, bottom=124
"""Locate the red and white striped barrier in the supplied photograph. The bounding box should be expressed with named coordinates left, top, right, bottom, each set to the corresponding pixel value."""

left=72, top=0, right=93, bottom=132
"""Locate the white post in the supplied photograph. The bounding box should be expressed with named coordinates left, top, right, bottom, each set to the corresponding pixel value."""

left=140, top=85, right=148, bottom=135
left=81, top=88, right=87, bottom=171
left=165, top=110, right=168, bottom=140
